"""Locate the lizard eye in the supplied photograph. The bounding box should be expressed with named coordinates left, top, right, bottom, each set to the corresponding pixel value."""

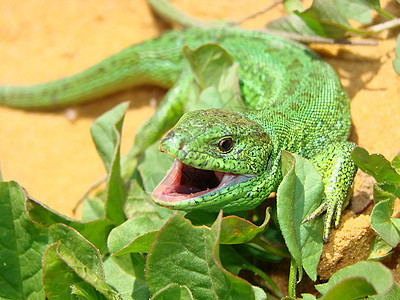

left=218, top=137, right=234, bottom=153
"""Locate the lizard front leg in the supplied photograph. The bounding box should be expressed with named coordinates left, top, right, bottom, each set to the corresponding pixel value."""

left=121, top=70, right=193, bottom=179
left=305, top=141, right=357, bottom=241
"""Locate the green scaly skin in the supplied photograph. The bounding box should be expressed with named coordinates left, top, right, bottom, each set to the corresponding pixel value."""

left=0, top=28, right=357, bottom=241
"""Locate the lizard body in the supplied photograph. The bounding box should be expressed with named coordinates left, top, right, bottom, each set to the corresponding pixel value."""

left=0, top=27, right=357, bottom=240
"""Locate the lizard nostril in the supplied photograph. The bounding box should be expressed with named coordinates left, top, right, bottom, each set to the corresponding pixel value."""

left=164, top=130, right=175, bottom=140
left=159, top=130, right=175, bottom=151
left=160, top=131, right=175, bottom=145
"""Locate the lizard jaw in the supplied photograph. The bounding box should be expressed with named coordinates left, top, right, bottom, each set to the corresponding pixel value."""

left=152, top=159, right=254, bottom=208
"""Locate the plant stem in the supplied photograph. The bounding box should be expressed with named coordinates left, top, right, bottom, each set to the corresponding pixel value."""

left=373, top=5, right=395, bottom=20
left=243, top=263, right=284, bottom=298
left=288, top=258, right=298, bottom=298
left=251, top=236, right=290, bottom=258
left=368, top=18, right=400, bottom=33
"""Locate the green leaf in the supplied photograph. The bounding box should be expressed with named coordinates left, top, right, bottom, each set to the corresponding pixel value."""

left=391, top=217, right=400, bottom=233
left=277, top=151, right=324, bottom=281
left=320, top=277, right=376, bottom=300
left=103, top=254, right=150, bottom=299
left=392, top=153, right=400, bottom=174
left=351, top=147, right=400, bottom=184
left=283, top=0, right=305, bottom=13
left=373, top=183, right=397, bottom=204
left=370, top=199, right=400, bottom=247
left=300, top=294, right=317, bottom=300
left=252, top=286, right=267, bottom=300
left=49, top=224, right=103, bottom=277
left=333, top=0, right=374, bottom=24
left=232, top=242, right=284, bottom=264
left=43, top=243, right=106, bottom=300
left=124, top=179, right=173, bottom=221
left=219, top=245, right=249, bottom=275
left=81, top=197, right=106, bottom=221
left=146, top=212, right=256, bottom=299
left=90, top=102, right=129, bottom=172
left=315, top=261, right=393, bottom=296
left=369, top=282, right=400, bottom=300
left=108, top=216, right=165, bottom=255
left=26, top=196, right=113, bottom=255
left=393, top=34, right=400, bottom=75
left=184, top=210, right=219, bottom=227
left=363, top=0, right=381, bottom=7
left=381, top=183, right=400, bottom=198
left=137, top=142, right=174, bottom=194
left=296, top=0, right=352, bottom=38
left=220, top=245, right=283, bottom=298
left=219, top=210, right=270, bottom=244
left=128, top=142, right=175, bottom=222
left=150, top=284, right=194, bottom=300
left=182, top=43, right=245, bottom=112
left=376, top=182, right=400, bottom=200
left=71, top=283, right=109, bottom=300
left=269, top=0, right=357, bottom=39
left=367, top=235, right=393, bottom=261
left=267, top=14, right=321, bottom=37
left=91, top=102, right=128, bottom=226
left=48, top=224, right=120, bottom=299
left=0, top=181, right=49, bottom=299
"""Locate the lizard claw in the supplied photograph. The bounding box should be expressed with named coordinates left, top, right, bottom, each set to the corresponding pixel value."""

left=309, top=142, right=357, bottom=242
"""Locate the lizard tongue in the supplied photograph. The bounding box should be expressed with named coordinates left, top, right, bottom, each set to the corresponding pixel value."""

left=152, top=159, right=241, bottom=204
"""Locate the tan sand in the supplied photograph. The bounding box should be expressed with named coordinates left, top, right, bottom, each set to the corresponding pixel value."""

left=0, top=0, right=399, bottom=285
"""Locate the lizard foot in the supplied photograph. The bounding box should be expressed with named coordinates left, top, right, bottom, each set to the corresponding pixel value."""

left=307, top=141, right=357, bottom=242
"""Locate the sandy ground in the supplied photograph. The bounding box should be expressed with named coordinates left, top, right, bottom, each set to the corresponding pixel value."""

left=0, top=0, right=399, bottom=285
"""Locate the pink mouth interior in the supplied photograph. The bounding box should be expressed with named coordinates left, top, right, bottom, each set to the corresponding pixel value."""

left=152, top=159, right=247, bottom=204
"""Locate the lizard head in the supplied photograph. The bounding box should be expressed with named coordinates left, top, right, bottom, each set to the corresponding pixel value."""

left=151, top=109, right=273, bottom=212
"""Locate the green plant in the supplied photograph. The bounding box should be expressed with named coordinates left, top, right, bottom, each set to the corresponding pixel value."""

left=1, top=43, right=400, bottom=299
left=2, top=1, right=400, bottom=298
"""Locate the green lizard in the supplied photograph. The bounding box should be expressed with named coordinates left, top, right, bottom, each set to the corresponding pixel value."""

left=0, top=1, right=357, bottom=241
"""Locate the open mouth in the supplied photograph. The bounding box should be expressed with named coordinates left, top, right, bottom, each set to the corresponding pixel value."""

left=152, top=159, right=254, bottom=205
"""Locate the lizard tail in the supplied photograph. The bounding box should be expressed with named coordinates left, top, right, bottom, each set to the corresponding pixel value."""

left=0, top=32, right=185, bottom=109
